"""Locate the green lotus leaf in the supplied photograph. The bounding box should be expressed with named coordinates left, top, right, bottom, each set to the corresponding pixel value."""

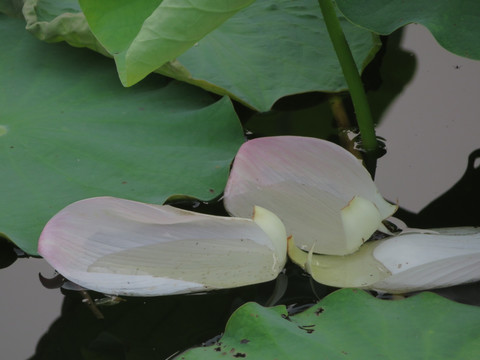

left=78, top=0, right=256, bottom=87
left=0, top=0, right=24, bottom=17
left=24, top=0, right=380, bottom=111
left=178, top=288, right=480, bottom=359
left=336, top=0, right=480, bottom=60
left=23, top=0, right=109, bottom=56
left=0, top=16, right=244, bottom=255
left=162, top=0, right=380, bottom=111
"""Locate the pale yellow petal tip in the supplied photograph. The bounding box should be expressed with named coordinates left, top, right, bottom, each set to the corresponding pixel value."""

left=287, top=236, right=307, bottom=271
left=341, top=195, right=383, bottom=255
left=305, top=243, right=315, bottom=274
left=373, top=190, right=398, bottom=219
left=289, top=235, right=392, bottom=289
left=252, top=206, right=287, bottom=266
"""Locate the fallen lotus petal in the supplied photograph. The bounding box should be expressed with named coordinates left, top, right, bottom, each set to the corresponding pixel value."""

left=288, top=227, right=480, bottom=294
left=288, top=236, right=391, bottom=289
left=38, top=197, right=287, bottom=296
left=371, top=227, right=480, bottom=293
left=224, top=136, right=397, bottom=255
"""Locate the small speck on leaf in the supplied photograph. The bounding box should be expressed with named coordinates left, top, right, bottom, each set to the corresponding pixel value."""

left=315, top=307, right=324, bottom=315
left=298, top=324, right=315, bottom=333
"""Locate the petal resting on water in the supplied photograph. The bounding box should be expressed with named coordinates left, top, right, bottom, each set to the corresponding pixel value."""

left=224, top=136, right=397, bottom=255
left=288, top=227, right=480, bottom=294
left=38, top=196, right=287, bottom=296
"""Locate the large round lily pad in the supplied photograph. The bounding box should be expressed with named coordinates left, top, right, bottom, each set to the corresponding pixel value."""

left=0, top=16, right=245, bottom=255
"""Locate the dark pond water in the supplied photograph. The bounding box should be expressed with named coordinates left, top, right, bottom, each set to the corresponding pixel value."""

left=2, top=24, right=480, bottom=360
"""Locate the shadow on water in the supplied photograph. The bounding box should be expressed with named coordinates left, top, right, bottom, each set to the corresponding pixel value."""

left=30, top=288, right=244, bottom=360
left=363, top=28, right=417, bottom=128
left=29, top=262, right=319, bottom=360
left=391, top=148, right=480, bottom=308
left=395, top=148, right=480, bottom=228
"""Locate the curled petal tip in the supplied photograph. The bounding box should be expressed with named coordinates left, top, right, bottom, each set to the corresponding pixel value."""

left=341, top=195, right=383, bottom=254
left=252, top=206, right=288, bottom=269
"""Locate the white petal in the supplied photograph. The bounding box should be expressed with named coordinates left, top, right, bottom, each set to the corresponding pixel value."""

left=371, top=227, right=480, bottom=293
left=224, top=136, right=397, bottom=255
left=288, top=227, right=480, bottom=294
left=38, top=197, right=287, bottom=296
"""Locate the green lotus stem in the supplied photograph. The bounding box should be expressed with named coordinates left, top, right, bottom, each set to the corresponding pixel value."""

left=328, top=95, right=361, bottom=159
left=317, top=0, right=377, bottom=152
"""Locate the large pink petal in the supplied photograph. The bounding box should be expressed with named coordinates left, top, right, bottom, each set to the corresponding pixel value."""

left=38, top=197, right=286, bottom=296
left=224, top=136, right=397, bottom=255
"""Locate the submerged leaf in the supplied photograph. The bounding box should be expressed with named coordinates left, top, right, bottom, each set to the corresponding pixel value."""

left=38, top=197, right=287, bottom=296
left=289, top=227, right=480, bottom=293
left=224, top=136, right=397, bottom=255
